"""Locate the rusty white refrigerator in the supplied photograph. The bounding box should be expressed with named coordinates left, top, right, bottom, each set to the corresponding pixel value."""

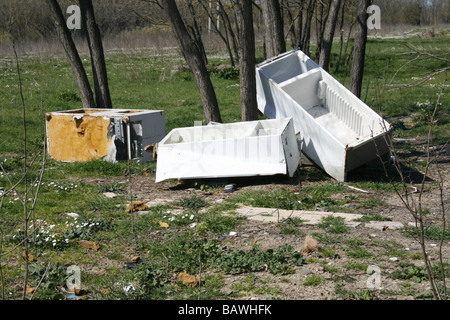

left=256, top=49, right=393, bottom=181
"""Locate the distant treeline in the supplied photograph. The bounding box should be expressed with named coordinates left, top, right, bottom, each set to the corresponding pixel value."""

left=1, top=0, right=449, bottom=44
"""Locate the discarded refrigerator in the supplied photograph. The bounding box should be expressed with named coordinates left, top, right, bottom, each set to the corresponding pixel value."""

left=256, top=49, right=393, bottom=181
left=155, top=118, right=301, bottom=182
left=45, top=108, right=165, bottom=163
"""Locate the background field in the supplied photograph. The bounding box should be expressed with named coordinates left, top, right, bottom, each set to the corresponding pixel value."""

left=0, top=25, right=448, bottom=300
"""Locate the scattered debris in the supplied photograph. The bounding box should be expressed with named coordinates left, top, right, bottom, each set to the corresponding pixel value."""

left=346, top=185, right=369, bottom=193
left=78, top=240, right=101, bottom=251
left=103, top=192, right=117, bottom=199
left=302, top=234, right=319, bottom=256
left=177, top=271, right=204, bottom=287
left=389, top=257, right=399, bottom=262
left=22, top=252, right=35, bottom=262
left=256, top=48, right=393, bottom=181
left=123, top=283, right=137, bottom=294
left=64, top=212, right=80, bottom=218
left=159, top=221, right=169, bottom=228
left=26, top=285, right=37, bottom=294
left=124, top=256, right=143, bottom=269
left=125, top=201, right=148, bottom=213
left=223, top=184, right=237, bottom=193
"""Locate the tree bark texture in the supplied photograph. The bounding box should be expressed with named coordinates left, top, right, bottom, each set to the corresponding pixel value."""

left=162, top=0, right=222, bottom=124
left=319, top=0, right=342, bottom=72
left=80, top=0, right=112, bottom=108
left=47, top=0, right=95, bottom=108
left=349, top=0, right=370, bottom=98
left=261, top=0, right=285, bottom=59
left=236, top=0, right=258, bottom=121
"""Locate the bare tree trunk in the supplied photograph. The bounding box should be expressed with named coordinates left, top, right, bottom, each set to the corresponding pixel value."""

left=349, top=0, right=370, bottom=98
left=284, top=0, right=301, bottom=49
left=261, top=0, right=286, bottom=59
left=319, top=0, right=341, bottom=72
left=162, top=0, right=222, bottom=123
left=47, top=0, right=95, bottom=108
left=301, top=0, right=315, bottom=57
left=186, top=0, right=208, bottom=66
left=314, top=0, right=328, bottom=62
left=333, top=0, right=347, bottom=74
left=235, top=0, right=258, bottom=121
left=79, top=0, right=112, bottom=108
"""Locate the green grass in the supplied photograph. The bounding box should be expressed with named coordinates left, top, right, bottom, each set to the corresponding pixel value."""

left=1, top=32, right=449, bottom=300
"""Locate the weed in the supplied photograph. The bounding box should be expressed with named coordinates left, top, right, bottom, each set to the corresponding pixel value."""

left=97, top=183, right=125, bottom=193
left=57, top=89, right=81, bottom=102
left=392, top=263, right=430, bottom=283
left=201, top=212, right=244, bottom=234
left=345, top=247, right=374, bottom=259
left=303, top=274, right=324, bottom=287
left=358, top=196, right=385, bottom=208
left=231, top=274, right=283, bottom=297
left=211, top=66, right=240, bottom=80
left=355, top=212, right=391, bottom=222
left=63, top=217, right=113, bottom=241
left=174, top=195, right=209, bottom=210
left=335, top=287, right=379, bottom=300
left=401, top=225, right=450, bottom=241
left=280, top=227, right=304, bottom=235
left=318, top=216, right=349, bottom=234
left=345, top=239, right=374, bottom=259
left=213, top=244, right=303, bottom=275
left=344, top=261, right=368, bottom=272
left=392, top=262, right=450, bottom=283
left=27, top=262, right=68, bottom=300
left=319, top=246, right=338, bottom=258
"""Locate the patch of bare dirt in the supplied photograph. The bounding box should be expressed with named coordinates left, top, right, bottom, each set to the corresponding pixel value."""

left=90, top=141, right=449, bottom=300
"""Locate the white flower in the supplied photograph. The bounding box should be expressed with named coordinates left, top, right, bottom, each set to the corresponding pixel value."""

left=189, top=214, right=194, bottom=220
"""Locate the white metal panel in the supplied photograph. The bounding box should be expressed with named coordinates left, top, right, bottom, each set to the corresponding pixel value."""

left=256, top=49, right=392, bottom=181
left=155, top=118, right=301, bottom=182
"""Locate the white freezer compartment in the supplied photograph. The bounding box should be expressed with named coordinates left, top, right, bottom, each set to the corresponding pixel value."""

left=155, top=118, right=301, bottom=183
left=256, top=49, right=392, bottom=181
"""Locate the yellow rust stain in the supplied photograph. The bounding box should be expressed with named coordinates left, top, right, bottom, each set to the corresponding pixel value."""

left=47, top=115, right=112, bottom=162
